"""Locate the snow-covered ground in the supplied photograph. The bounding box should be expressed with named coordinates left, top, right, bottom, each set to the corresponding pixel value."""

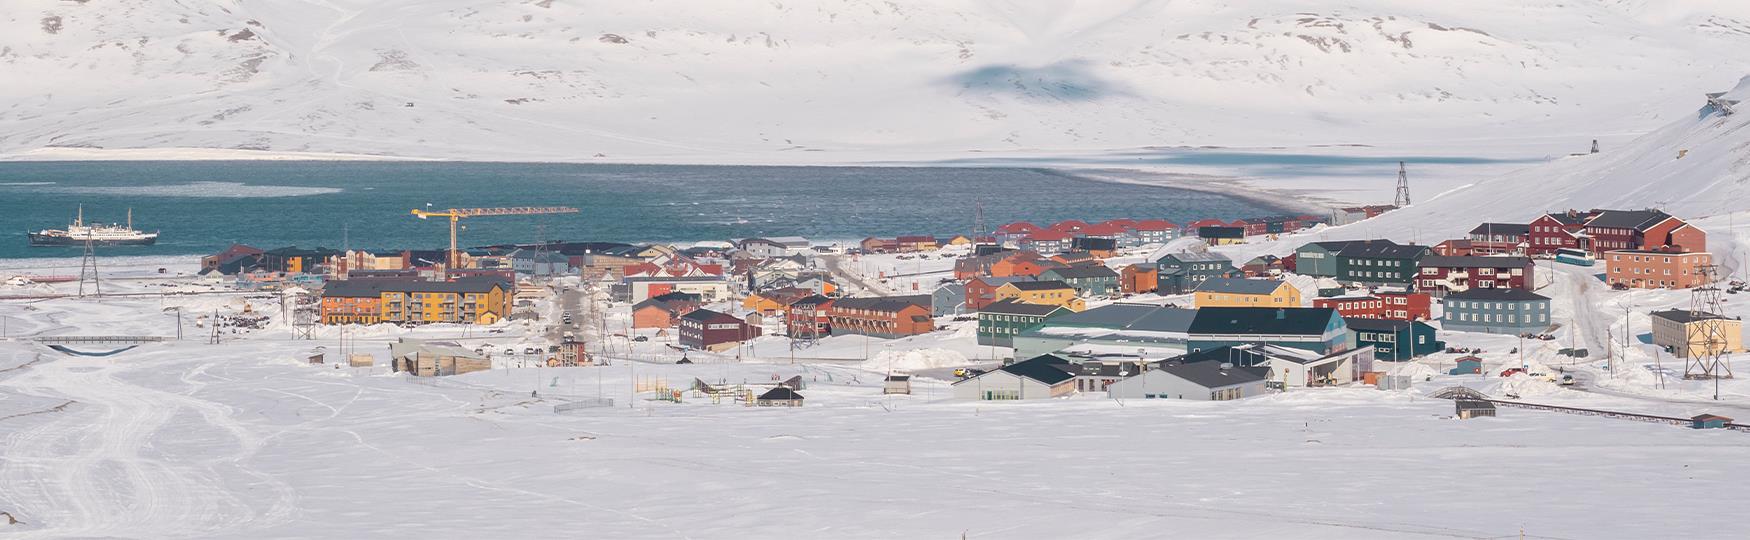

left=6, top=285, right=1750, bottom=539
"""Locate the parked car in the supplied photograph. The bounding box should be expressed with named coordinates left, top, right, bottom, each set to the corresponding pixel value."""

left=633, top=336, right=649, bottom=342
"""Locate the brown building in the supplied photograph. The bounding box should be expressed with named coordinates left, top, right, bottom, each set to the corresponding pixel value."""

left=631, top=291, right=703, bottom=329
left=828, top=295, right=934, bottom=338
left=679, top=308, right=762, bottom=352
left=1604, top=250, right=1713, bottom=289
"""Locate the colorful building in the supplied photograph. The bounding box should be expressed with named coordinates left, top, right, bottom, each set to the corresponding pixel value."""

left=1037, top=265, right=1120, bottom=297
left=1604, top=250, right=1713, bottom=289
left=1414, top=255, right=1537, bottom=296
left=1155, top=252, right=1238, bottom=294
left=1121, top=264, right=1159, bottom=294
left=827, top=295, right=934, bottom=338
left=321, top=277, right=515, bottom=325
left=679, top=309, right=762, bottom=352
left=1441, top=288, right=1551, bottom=335
left=977, top=299, right=1073, bottom=347
left=1192, top=278, right=1301, bottom=309
left=1649, top=309, right=1743, bottom=359
left=994, top=280, right=1085, bottom=311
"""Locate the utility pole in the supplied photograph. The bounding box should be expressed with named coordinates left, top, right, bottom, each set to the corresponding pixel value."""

left=78, top=230, right=102, bottom=298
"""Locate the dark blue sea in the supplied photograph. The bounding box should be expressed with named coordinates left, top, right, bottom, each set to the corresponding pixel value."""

left=0, top=161, right=1289, bottom=259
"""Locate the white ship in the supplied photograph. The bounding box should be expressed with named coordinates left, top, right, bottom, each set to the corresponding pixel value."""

left=28, top=206, right=159, bottom=247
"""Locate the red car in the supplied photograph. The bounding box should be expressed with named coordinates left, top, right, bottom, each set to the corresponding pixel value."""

left=1500, top=368, right=1526, bottom=377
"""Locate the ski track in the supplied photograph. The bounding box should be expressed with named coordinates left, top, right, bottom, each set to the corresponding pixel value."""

left=0, top=354, right=298, bottom=537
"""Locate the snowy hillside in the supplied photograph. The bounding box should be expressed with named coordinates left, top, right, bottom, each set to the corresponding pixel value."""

left=1333, top=76, right=1750, bottom=238
left=4, top=1, right=1750, bottom=162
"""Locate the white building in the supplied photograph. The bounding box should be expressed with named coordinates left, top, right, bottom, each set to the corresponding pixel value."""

left=951, top=355, right=1076, bottom=400
left=1107, top=362, right=1270, bottom=401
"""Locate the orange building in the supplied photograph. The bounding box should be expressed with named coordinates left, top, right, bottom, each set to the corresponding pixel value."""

left=1604, top=250, right=1713, bottom=289
left=320, top=278, right=514, bottom=325
left=1121, top=264, right=1159, bottom=294
left=632, top=292, right=703, bottom=329
left=320, top=288, right=385, bottom=324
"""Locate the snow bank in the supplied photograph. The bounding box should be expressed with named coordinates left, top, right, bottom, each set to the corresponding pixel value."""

left=859, top=347, right=972, bottom=373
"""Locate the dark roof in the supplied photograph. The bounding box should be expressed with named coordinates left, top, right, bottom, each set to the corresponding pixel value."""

left=1188, top=307, right=1339, bottom=336
left=885, top=374, right=911, bottom=381
left=999, top=355, right=1076, bottom=385
left=680, top=308, right=741, bottom=323
left=787, top=294, right=832, bottom=307
left=651, top=291, right=703, bottom=303
left=1006, top=280, right=1073, bottom=291
left=321, top=277, right=511, bottom=298
left=1445, top=289, right=1549, bottom=302
left=1042, top=266, right=1119, bottom=279
left=830, top=295, right=931, bottom=312
left=1585, top=209, right=1674, bottom=230
left=1195, top=277, right=1289, bottom=295
left=758, top=387, right=804, bottom=400
left=1337, top=240, right=1427, bottom=260
left=1650, top=309, right=1732, bottom=324
left=1158, top=252, right=1232, bottom=264
left=1198, top=226, right=1245, bottom=238
left=1071, top=237, right=1118, bottom=250
left=1418, top=255, right=1533, bottom=269
left=1342, top=317, right=1422, bottom=332
left=1051, top=361, right=1137, bottom=378
left=1161, top=346, right=1274, bottom=368
left=1301, top=240, right=1365, bottom=252
left=981, top=299, right=1068, bottom=316
left=1467, top=223, right=1530, bottom=236
left=1540, top=212, right=1589, bottom=225
left=1155, top=361, right=1270, bottom=388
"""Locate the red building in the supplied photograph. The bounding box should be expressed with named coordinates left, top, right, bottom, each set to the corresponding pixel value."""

left=1527, top=209, right=1707, bottom=256
left=784, top=295, right=834, bottom=338
left=1526, top=212, right=1590, bottom=255
left=678, top=308, right=761, bottom=352
left=1415, top=255, right=1536, bottom=296
left=1376, top=290, right=1433, bottom=321
left=1313, top=295, right=1384, bottom=319
left=1466, top=223, right=1529, bottom=255
left=1314, top=291, right=1431, bottom=321
left=966, top=276, right=1027, bottom=310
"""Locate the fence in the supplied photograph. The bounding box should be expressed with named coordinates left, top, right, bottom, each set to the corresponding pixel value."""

left=554, top=397, right=615, bottom=413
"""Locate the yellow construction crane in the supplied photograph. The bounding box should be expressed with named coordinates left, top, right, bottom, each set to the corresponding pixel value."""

left=410, top=206, right=579, bottom=268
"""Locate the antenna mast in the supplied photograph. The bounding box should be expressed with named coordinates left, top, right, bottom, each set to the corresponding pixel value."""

left=78, top=231, right=102, bottom=298
left=1393, top=161, right=1411, bottom=207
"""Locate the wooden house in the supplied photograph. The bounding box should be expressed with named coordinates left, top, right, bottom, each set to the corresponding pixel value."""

left=756, top=387, right=805, bottom=407
left=883, top=375, right=912, bottom=395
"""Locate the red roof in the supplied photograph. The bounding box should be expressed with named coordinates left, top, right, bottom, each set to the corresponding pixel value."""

left=1078, top=223, right=1128, bottom=236
left=1229, top=219, right=1251, bottom=227
left=1049, top=220, right=1090, bottom=232
left=1133, top=219, right=1176, bottom=231
left=1187, top=219, right=1227, bottom=229
left=1102, top=219, right=1137, bottom=228
left=1025, top=230, right=1073, bottom=242
left=996, top=222, right=1040, bottom=233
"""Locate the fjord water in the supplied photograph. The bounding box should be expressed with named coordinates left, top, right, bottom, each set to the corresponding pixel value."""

left=0, top=161, right=1286, bottom=259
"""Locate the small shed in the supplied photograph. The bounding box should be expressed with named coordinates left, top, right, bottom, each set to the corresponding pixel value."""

left=347, top=353, right=374, bottom=367
left=1455, top=399, right=1496, bottom=419
left=883, top=374, right=912, bottom=395
left=306, top=351, right=325, bottom=364
left=1450, top=356, right=1483, bottom=375
left=756, top=387, right=805, bottom=407
left=1692, top=414, right=1734, bottom=429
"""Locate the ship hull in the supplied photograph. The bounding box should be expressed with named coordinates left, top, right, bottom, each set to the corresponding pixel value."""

left=28, top=232, right=158, bottom=247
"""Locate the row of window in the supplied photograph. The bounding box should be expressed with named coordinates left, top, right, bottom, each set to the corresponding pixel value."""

left=1612, top=267, right=1684, bottom=275
left=1352, top=259, right=1405, bottom=267
left=1447, top=300, right=1541, bottom=310
left=1450, top=312, right=1547, bottom=324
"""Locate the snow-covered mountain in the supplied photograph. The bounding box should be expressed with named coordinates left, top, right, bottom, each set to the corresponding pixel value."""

left=1345, top=75, right=1750, bottom=236
left=4, top=1, right=1750, bottom=162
